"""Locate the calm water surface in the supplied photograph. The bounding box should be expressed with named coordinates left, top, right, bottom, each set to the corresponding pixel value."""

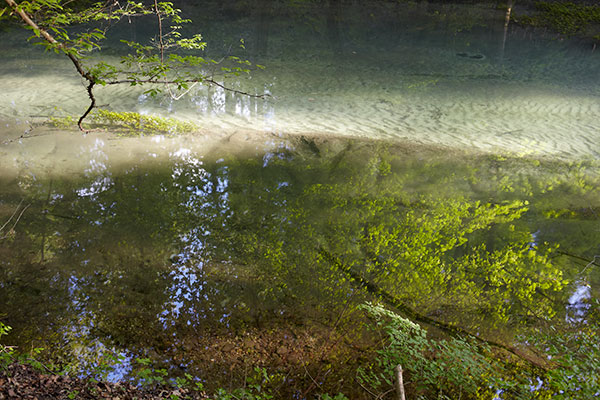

left=1, top=1, right=600, bottom=397
left=1, top=1, right=599, bottom=157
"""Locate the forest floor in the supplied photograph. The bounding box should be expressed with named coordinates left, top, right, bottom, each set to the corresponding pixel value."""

left=0, top=363, right=205, bottom=400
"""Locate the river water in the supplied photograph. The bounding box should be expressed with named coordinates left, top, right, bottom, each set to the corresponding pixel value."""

left=0, top=1, right=599, bottom=397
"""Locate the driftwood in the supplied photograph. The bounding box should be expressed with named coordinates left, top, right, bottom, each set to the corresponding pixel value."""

left=318, top=247, right=550, bottom=372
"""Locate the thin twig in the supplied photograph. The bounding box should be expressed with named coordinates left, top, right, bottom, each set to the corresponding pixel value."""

left=355, top=376, right=380, bottom=399
left=556, top=250, right=594, bottom=264
left=303, top=364, right=323, bottom=390
left=40, top=180, right=53, bottom=262
left=167, top=81, right=199, bottom=100
left=205, top=78, right=269, bottom=99
left=580, top=255, right=600, bottom=275
left=105, top=78, right=269, bottom=99
left=1, top=131, right=54, bottom=145
left=0, top=199, right=23, bottom=232
left=153, top=0, right=164, bottom=64
left=0, top=202, right=30, bottom=240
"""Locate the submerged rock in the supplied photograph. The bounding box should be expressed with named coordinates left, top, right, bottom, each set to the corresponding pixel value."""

left=456, top=51, right=486, bottom=60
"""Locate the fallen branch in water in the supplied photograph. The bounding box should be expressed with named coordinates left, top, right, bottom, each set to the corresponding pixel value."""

left=556, top=250, right=595, bottom=264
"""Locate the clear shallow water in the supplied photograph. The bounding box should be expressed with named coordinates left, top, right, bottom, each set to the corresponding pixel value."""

left=0, top=1, right=599, bottom=159
left=1, top=1, right=600, bottom=397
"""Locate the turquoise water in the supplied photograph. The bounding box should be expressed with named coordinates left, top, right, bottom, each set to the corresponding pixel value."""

left=1, top=1, right=600, bottom=397
left=1, top=1, right=599, bottom=158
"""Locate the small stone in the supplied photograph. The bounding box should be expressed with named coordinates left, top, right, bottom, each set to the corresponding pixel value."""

left=222, top=343, right=235, bottom=353
left=288, top=354, right=301, bottom=364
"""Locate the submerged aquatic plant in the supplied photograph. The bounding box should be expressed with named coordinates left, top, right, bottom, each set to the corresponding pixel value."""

left=516, top=2, right=600, bottom=41
left=90, top=109, right=198, bottom=136
left=47, top=109, right=198, bottom=136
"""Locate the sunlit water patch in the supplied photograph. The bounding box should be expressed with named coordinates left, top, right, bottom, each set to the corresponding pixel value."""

left=0, top=1, right=599, bottom=159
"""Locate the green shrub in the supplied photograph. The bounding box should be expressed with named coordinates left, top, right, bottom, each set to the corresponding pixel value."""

left=357, top=302, right=519, bottom=399
left=517, top=2, right=600, bottom=40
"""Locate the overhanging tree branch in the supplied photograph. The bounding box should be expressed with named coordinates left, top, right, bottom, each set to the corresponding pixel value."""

left=104, top=78, right=269, bottom=98
left=4, top=0, right=268, bottom=133
left=5, top=0, right=98, bottom=132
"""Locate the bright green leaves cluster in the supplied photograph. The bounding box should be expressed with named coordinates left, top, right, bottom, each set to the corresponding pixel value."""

left=118, top=35, right=213, bottom=92
left=175, top=34, right=206, bottom=50
left=296, top=156, right=566, bottom=327
left=114, top=1, right=254, bottom=96
left=220, top=144, right=574, bottom=335
left=6, top=0, right=259, bottom=110
left=0, top=320, right=53, bottom=375
left=0, top=320, right=14, bottom=370
left=12, top=1, right=147, bottom=57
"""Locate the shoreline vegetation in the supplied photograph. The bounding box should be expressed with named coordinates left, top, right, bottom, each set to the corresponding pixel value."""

left=2, top=304, right=599, bottom=398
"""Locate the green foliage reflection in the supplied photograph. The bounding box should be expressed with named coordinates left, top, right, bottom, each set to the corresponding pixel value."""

left=1, top=138, right=599, bottom=396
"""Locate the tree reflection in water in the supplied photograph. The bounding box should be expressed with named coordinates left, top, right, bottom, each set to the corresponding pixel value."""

left=1, top=137, right=599, bottom=395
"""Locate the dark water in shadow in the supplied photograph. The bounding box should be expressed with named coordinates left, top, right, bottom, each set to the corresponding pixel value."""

left=2, top=134, right=600, bottom=395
